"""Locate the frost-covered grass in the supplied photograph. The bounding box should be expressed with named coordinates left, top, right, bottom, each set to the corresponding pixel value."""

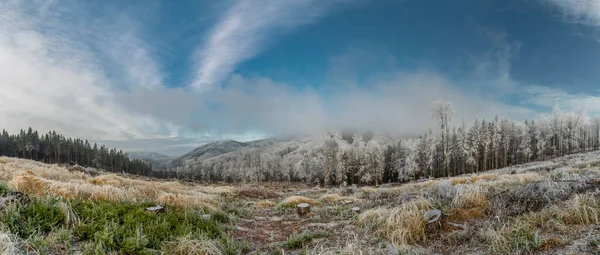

left=350, top=151, right=600, bottom=254
left=3, top=151, right=600, bottom=254
left=1, top=158, right=224, bottom=211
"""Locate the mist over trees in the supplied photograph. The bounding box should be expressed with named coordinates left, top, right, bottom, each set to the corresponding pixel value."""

left=0, top=128, right=152, bottom=175
left=159, top=101, right=600, bottom=186
left=2, top=100, right=599, bottom=186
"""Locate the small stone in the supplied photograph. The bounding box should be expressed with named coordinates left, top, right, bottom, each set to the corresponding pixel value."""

left=146, top=205, right=164, bottom=213
left=423, top=209, right=442, bottom=223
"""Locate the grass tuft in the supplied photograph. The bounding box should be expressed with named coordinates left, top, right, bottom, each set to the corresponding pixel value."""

left=278, top=196, right=318, bottom=208
left=162, top=234, right=224, bottom=255
left=357, top=197, right=432, bottom=247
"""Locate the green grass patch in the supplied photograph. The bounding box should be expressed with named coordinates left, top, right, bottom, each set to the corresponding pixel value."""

left=1, top=196, right=64, bottom=238
left=0, top=182, right=13, bottom=196
left=71, top=199, right=226, bottom=253
left=284, top=230, right=330, bottom=249
left=0, top=194, right=245, bottom=254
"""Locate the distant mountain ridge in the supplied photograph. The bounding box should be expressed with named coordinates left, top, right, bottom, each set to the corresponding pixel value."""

left=169, top=138, right=282, bottom=168
left=125, top=151, right=172, bottom=169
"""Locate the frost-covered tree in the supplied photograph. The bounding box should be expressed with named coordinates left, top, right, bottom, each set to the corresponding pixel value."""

left=431, top=100, right=454, bottom=176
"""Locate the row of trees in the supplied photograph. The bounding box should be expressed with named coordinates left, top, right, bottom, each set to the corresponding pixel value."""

left=0, top=128, right=152, bottom=175
left=159, top=102, right=600, bottom=185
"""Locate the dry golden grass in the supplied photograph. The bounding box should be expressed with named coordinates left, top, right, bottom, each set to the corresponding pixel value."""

left=57, top=201, right=80, bottom=228
left=161, top=234, right=223, bottom=255
left=451, top=185, right=488, bottom=209
left=156, top=193, right=218, bottom=211
left=306, top=233, right=371, bottom=255
left=0, top=158, right=88, bottom=183
left=447, top=208, right=486, bottom=222
left=357, top=197, right=432, bottom=247
left=480, top=219, right=543, bottom=254
left=359, top=186, right=378, bottom=194
left=279, top=196, right=318, bottom=207
left=537, top=237, right=563, bottom=252
left=318, top=194, right=361, bottom=204
left=564, top=193, right=599, bottom=225
left=4, top=160, right=221, bottom=211
left=236, top=187, right=280, bottom=199
left=450, top=173, right=499, bottom=185
left=476, top=172, right=544, bottom=190
left=381, top=180, right=438, bottom=195
left=0, top=157, right=10, bottom=164
left=255, top=200, right=276, bottom=208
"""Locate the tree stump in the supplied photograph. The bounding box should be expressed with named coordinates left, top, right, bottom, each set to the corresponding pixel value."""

left=296, top=203, right=310, bottom=216
left=146, top=205, right=165, bottom=213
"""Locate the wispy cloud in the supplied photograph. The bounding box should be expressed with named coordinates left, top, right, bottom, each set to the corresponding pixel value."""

left=524, top=85, right=600, bottom=115
left=471, top=29, right=521, bottom=94
left=544, top=0, right=600, bottom=25
left=0, top=0, right=174, bottom=140
left=192, top=0, right=345, bottom=91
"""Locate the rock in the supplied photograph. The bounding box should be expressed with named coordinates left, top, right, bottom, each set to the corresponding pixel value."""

left=385, top=242, right=400, bottom=255
left=146, top=205, right=164, bottom=213
left=446, top=221, right=464, bottom=230
left=423, top=209, right=442, bottom=223
left=341, top=200, right=354, bottom=205
left=296, top=203, right=311, bottom=216
left=351, top=207, right=360, bottom=213
left=201, top=214, right=211, bottom=220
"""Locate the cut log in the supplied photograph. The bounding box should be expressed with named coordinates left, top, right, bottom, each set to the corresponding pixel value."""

left=296, top=203, right=311, bottom=216
left=146, top=205, right=165, bottom=213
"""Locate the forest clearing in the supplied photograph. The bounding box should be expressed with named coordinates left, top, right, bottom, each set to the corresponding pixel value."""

left=2, top=151, right=600, bottom=254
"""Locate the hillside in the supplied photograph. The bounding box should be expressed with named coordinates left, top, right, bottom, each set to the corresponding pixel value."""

left=3, top=152, right=600, bottom=253
left=167, top=138, right=285, bottom=168
left=126, top=151, right=172, bottom=169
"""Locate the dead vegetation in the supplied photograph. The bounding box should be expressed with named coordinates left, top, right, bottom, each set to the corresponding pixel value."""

left=236, top=187, right=281, bottom=199
left=3, top=152, right=600, bottom=254
left=1, top=158, right=225, bottom=211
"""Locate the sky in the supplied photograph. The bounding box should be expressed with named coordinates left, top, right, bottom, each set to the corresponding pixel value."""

left=2, top=0, right=600, bottom=156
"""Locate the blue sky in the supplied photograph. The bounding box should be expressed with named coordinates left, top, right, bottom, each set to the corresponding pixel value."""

left=2, top=0, right=600, bottom=155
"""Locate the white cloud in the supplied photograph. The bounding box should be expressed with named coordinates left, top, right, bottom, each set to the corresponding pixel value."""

left=524, top=85, right=600, bottom=114
left=0, top=0, right=176, bottom=140
left=192, top=0, right=345, bottom=91
left=117, top=71, right=535, bottom=139
left=544, top=0, right=600, bottom=25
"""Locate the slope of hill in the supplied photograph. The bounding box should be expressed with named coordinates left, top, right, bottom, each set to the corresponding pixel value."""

left=168, top=138, right=284, bottom=168
left=3, top=152, right=600, bottom=254
left=161, top=132, right=399, bottom=182
left=126, top=151, right=172, bottom=169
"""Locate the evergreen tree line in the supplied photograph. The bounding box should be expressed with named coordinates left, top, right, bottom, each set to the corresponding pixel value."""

left=0, top=128, right=152, bottom=175
left=160, top=102, right=600, bottom=185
